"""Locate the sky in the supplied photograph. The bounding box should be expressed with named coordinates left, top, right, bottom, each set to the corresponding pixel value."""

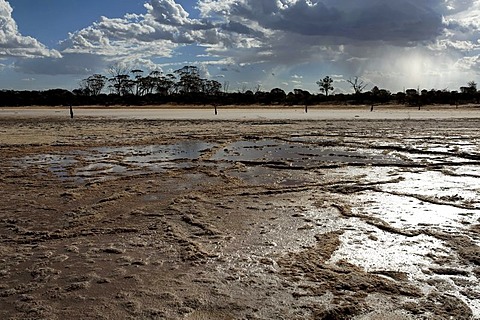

left=1, top=0, right=480, bottom=94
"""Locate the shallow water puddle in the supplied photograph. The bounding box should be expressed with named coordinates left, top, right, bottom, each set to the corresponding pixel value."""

left=15, top=154, right=79, bottom=181
left=212, top=139, right=405, bottom=166
left=329, top=222, right=480, bottom=315
left=329, top=220, right=480, bottom=316
left=11, top=139, right=409, bottom=183
left=354, top=167, right=480, bottom=230
left=356, top=192, right=479, bottom=231
left=329, top=225, right=449, bottom=276
left=11, top=141, right=216, bottom=182
left=94, top=141, right=214, bottom=164
left=324, top=162, right=480, bottom=317
left=381, top=170, right=480, bottom=207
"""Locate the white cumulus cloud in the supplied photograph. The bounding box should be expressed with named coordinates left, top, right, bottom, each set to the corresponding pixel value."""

left=14, top=0, right=480, bottom=91
left=0, top=0, right=60, bottom=58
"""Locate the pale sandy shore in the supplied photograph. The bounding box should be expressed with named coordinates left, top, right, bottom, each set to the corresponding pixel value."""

left=2, top=105, right=480, bottom=120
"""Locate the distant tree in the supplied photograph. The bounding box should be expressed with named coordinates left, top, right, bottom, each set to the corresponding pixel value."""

left=468, top=81, right=477, bottom=92
left=72, top=88, right=87, bottom=97
left=203, top=80, right=222, bottom=96
left=174, top=66, right=203, bottom=94
left=405, top=88, right=420, bottom=106
left=75, top=80, right=91, bottom=96
left=269, top=88, right=286, bottom=104
left=223, top=81, right=230, bottom=93
left=238, top=83, right=248, bottom=94
left=41, top=89, right=74, bottom=106
left=405, top=89, right=418, bottom=96
left=378, top=89, right=391, bottom=102
left=286, top=89, right=311, bottom=105
left=316, top=76, right=334, bottom=96
left=155, top=73, right=176, bottom=96
left=460, top=81, right=477, bottom=95
left=137, top=74, right=156, bottom=95
left=293, top=89, right=306, bottom=96
left=347, top=76, right=368, bottom=94
left=117, top=75, right=135, bottom=96
left=131, top=69, right=144, bottom=96
left=107, top=63, right=132, bottom=96
left=85, top=74, right=107, bottom=96
left=371, top=86, right=392, bottom=103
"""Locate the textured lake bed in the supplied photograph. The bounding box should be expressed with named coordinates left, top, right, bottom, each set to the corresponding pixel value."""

left=1, top=114, right=479, bottom=319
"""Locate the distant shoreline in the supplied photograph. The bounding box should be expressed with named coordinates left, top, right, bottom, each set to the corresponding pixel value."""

left=2, top=104, right=480, bottom=120
left=2, top=103, right=480, bottom=109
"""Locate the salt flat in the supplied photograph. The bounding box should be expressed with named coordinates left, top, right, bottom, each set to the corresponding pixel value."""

left=2, top=105, right=480, bottom=120
left=0, top=116, right=479, bottom=319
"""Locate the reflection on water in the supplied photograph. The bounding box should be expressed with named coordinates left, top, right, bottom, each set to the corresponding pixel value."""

left=16, top=154, right=79, bottom=181
left=8, top=136, right=480, bottom=316
left=94, top=141, right=212, bottom=163
left=330, top=228, right=449, bottom=275
left=12, top=141, right=215, bottom=183
left=212, top=139, right=407, bottom=167
left=12, top=139, right=410, bottom=183
left=324, top=164, right=480, bottom=317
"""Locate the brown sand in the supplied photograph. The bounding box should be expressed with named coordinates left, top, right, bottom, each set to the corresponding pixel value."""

left=0, top=108, right=479, bottom=319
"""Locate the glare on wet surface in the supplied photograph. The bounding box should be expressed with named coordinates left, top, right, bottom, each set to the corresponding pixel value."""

left=325, top=160, right=480, bottom=317
left=211, top=139, right=407, bottom=167
left=8, top=134, right=480, bottom=318
left=11, top=141, right=216, bottom=183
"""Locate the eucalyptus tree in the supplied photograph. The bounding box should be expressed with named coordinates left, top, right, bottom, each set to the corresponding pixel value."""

left=203, top=79, right=222, bottom=95
left=347, top=76, right=368, bottom=94
left=85, top=74, right=107, bottom=95
left=460, top=81, right=477, bottom=95
left=174, top=66, right=203, bottom=94
left=316, top=76, right=334, bottom=96
left=154, top=72, right=176, bottom=96
left=468, top=81, right=477, bottom=92
left=107, top=64, right=131, bottom=96
left=78, top=74, right=107, bottom=96
left=131, top=69, right=144, bottom=96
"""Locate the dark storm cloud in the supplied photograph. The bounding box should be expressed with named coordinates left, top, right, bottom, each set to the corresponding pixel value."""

left=64, top=0, right=451, bottom=59
left=222, top=21, right=259, bottom=36
left=15, top=53, right=103, bottom=75
left=209, top=0, right=446, bottom=43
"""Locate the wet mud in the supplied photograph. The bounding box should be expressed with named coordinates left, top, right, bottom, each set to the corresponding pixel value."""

left=1, top=117, right=479, bottom=319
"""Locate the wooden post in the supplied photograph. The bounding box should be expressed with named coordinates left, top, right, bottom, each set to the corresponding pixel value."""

left=69, top=105, right=74, bottom=119
left=214, top=105, right=218, bottom=115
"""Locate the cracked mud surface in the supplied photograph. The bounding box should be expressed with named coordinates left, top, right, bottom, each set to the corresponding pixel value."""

left=1, top=116, right=479, bottom=319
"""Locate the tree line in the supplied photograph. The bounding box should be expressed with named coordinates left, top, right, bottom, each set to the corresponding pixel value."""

left=1, top=65, right=479, bottom=107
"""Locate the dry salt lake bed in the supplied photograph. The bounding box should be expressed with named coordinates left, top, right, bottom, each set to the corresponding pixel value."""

left=0, top=107, right=480, bottom=319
